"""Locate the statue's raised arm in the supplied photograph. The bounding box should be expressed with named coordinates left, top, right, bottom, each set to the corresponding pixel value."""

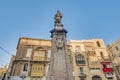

left=54, top=10, right=62, bottom=24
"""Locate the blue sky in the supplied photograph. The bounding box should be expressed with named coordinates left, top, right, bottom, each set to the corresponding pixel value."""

left=0, top=0, right=120, bottom=67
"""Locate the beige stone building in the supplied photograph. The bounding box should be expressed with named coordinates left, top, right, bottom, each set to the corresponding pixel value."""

left=6, top=37, right=118, bottom=80
left=107, top=39, right=120, bottom=80
left=68, top=39, right=117, bottom=80
left=0, top=65, right=7, bottom=80
left=7, top=37, right=51, bottom=80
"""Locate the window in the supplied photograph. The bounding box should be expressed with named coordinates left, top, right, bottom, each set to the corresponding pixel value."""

left=34, top=50, right=45, bottom=56
left=100, top=52, right=104, bottom=59
left=90, top=68, right=100, bottom=73
left=48, top=50, right=51, bottom=58
left=76, top=54, right=85, bottom=65
left=96, top=41, right=101, bottom=47
left=33, top=47, right=46, bottom=61
left=26, top=48, right=32, bottom=57
left=115, top=46, right=119, bottom=51
left=31, top=64, right=44, bottom=76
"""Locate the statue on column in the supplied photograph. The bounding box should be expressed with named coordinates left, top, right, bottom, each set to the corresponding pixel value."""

left=46, top=11, right=74, bottom=80
left=54, top=11, right=62, bottom=24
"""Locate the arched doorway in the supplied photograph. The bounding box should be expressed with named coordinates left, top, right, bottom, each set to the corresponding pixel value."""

left=92, top=75, right=102, bottom=80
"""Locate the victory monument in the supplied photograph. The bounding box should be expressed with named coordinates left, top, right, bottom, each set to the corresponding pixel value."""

left=46, top=11, right=74, bottom=80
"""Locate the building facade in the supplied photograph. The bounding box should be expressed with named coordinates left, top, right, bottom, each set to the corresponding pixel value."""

left=6, top=37, right=118, bottom=80
left=68, top=39, right=117, bottom=80
left=7, top=37, right=51, bottom=80
left=107, top=39, right=120, bottom=80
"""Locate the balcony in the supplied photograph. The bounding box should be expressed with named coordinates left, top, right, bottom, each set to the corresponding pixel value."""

left=79, top=73, right=86, bottom=78
left=105, top=74, right=114, bottom=78
left=31, top=59, right=50, bottom=63
left=103, top=68, right=113, bottom=73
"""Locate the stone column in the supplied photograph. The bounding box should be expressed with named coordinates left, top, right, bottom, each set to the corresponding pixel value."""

left=46, top=11, right=74, bottom=80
